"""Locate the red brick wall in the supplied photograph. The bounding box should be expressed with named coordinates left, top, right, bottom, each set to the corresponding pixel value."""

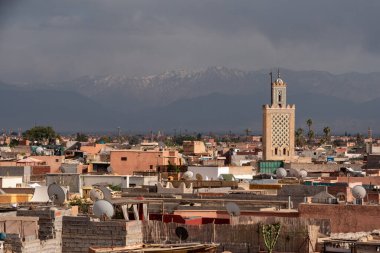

left=299, top=203, right=380, bottom=233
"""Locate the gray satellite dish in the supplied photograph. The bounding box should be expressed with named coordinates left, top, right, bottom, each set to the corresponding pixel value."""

left=298, top=170, right=308, bottom=178
left=107, top=166, right=113, bottom=173
left=93, top=200, right=115, bottom=219
left=226, top=202, right=240, bottom=216
left=47, top=183, right=67, bottom=205
left=99, top=186, right=112, bottom=200
left=276, top=168, right=287, bottom=179
left=59, top=166, right=66, bottom=173
left=182, top=171, right=194, bottom=180
left=352, top=185, right=366, bottom=199
left=195, top=173, right=203, bottom=181
left=89, top=188, right=104, bottom=202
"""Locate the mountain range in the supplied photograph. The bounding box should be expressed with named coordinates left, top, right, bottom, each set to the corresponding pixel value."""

left=1, top=66, right=380, bottom=134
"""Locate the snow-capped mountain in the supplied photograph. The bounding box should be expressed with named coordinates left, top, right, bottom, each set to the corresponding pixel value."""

left=2, top=66, right=380, bottom=132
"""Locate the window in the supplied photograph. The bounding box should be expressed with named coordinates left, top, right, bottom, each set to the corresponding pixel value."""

left=150, top=165, right=154, bottom=170
left=121, top=157, right=127, bottom=161
left=55, top=159, right=59, bottom=162
left=283, top=148, right=286, bottom=155
left=275, top=148, right=278, bottom=155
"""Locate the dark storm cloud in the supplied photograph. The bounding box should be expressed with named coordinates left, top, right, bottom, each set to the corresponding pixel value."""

left=0, top=0, right=379, bottom=82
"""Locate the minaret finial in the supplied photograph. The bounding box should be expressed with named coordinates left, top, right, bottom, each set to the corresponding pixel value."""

left=269, top=71, right=273, bottom=84
left=277, top=68, right=280, bottom=78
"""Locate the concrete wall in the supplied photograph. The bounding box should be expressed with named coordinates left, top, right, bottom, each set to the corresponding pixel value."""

left=129, top=176, right=158, bottom=187
left=0, top=177, right=23, bottom=188
left=299, top=203, right=380, bottom=233
left=188, top=166, right=229, bottom=180
left=110, top=150, right=181, bottom=175
left=81, top=175, right=129, bottom=188
left=0, top=166, right=31, bottom=183
left=30, top=156, right=65, bottom=173
left=46, top=174, right=81, bottom=193
left=62, top=216, right=142, bottom=253
left=286, top=163, right=363, bottom=172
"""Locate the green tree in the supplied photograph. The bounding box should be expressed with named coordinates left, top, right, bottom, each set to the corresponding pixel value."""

left=9, top=139, right=19, bottom=148
left=75, top=133, right=88, bottom=142
left=295, top=128, right=305, bottom=147
left=23, top=126, right=57, bottom=144
left=323, top=126, right=331, bottom=144
left=261, top=223, right=281, bottom=253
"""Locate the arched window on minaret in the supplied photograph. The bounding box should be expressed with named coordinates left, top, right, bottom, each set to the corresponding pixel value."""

left=275, top=148, right=278, bottom=155
left=283, top=148, right=286, bottom=155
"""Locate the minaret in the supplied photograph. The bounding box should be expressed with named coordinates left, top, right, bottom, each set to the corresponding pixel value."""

left=262, top=70, right=296, bottom=161
left=368, top=127, right=373, bottom=140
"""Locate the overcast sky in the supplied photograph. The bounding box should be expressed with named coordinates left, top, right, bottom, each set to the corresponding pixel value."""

left=0, top=0, right=379, bottom=83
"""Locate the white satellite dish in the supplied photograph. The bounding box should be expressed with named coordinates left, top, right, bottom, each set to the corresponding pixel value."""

left=107, top=166, right=113, bottom=174
left=89, top=188, right=104, bottom=202
left=298, top=170, right=308, bottom=178
left=352, top=185, right=366, bottom=199
left=47, top=183, right=67, bottom=205
left=93, top=199, right=115, bottom=219
left=182, top=171, right=194, bottom=180
left=226, top=202, right=240, bottom=216
left=276, top=168, right=287, bottom=179
left=99, top=186, right=112, bottom=200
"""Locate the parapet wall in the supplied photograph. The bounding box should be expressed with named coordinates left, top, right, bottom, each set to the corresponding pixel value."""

left=299, top=203, right=380, bottom=233
left=62, top=216, right=142, bottom=253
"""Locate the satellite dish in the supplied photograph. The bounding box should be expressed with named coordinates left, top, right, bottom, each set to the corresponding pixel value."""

left=59, top=166, right=66, bottom=173
left=47, top=183, right=67, bottom=205
left=93, top=199, right=115, bottom=219
left=352, top=185, right=366, bottom=199
left=276, top=168, right=287, bottom=179
left=89, top=188, right=104, bottom=202
left=182, top=171, right=194, bottom=180
left=298, top=170, right=308, bottom=178
left=195, top=173, right=203, bottom=181
left=226, top=202, right=240, bottom=216
left=99, top=186, right=112, bottom=200
left=107, top=166, right=113, bottom=173
left=35, top=147, right=44, bottom=155
left=175, top=227, right=189, bottom=241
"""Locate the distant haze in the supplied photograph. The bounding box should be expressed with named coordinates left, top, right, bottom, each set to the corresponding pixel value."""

left=0, top=1, right=380, bottom=83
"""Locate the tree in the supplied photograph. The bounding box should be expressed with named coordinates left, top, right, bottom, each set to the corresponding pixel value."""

left=75, top=133, right=88, bottom=142
left=261, top=223, right=281, bottom=253
left=9, top=139, right=19, bottom=148
left=306, top=119, right=312, bottom=131
left=323, top=126, right=331, bottom=144
left=356, top=133, right=364, bottom=146
left=306, top=119, right=314, bottom=144
left=295, top=128, right=305, bottom=147
left=23, top=126, right=57, bottom=144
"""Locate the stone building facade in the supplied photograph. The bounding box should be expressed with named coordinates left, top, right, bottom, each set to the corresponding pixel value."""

left=263, top=72, right=295, bottom=161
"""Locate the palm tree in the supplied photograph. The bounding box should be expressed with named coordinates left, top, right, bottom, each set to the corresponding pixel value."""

left=306, top=119, right=314, bottom=145
left=323, top=126, right=331, bottom=144
left=307, top=129, right=315, bottom=144
left=306, top=119, right=313, bottom=132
